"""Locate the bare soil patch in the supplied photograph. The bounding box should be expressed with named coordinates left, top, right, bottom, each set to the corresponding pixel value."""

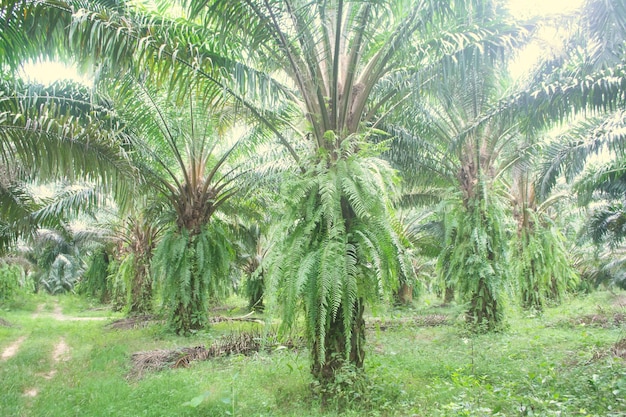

left=23, top=388, right=38, bottom=397
left=53, top=338, right=70, bottom=362
left=31, top=303, right=44, bottom=319
left=39, top=370, right=57, bottom=380
left=1, top=336, right=26, bottom=360
left=32, top=303, right=109, bottom=321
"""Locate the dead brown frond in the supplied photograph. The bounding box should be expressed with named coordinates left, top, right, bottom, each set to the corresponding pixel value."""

left=612, top=338, right=626, bottom=360
left=367, top=314, right=451, bottom=331
left=208, top=313, right=264, bottom=325
left=578, top=338, right=626, bottom=365
left=128, top=332, right=303, bottom=380
left=107, top=315, right=163, bottom=330
left=414, top=314, right=451, bottom=327
left=613, top=295, right=626, bottom=308
left=572, top=313, right=625, bottom=329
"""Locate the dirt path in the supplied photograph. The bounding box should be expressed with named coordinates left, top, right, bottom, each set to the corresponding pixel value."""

left=31, top=303, right=44, bottom=319
left=1, top=336, right=27, bottom=360
left=52, top=338, right=70, bottom=362
left=33, top=302, right=109, bottom=321
left=20, top=303, right=83, bottom=398
left=24, top=338, right=72, bottom=397
left=10, top=301, right=112, bottom=398
left=3, top=301, right=106, bottom=398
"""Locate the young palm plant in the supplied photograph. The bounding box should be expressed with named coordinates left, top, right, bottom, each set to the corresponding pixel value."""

left=109, top=77, right=242, bottom=334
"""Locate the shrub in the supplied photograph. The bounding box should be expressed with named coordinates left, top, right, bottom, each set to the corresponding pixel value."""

left=0, top=262, right=26, bottom=303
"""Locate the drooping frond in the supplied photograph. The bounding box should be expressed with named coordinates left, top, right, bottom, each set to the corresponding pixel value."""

left=0, top=174, right=38, bottom=253
left=539, top=109, right=626, bottom=197
left=586, top=201, right=626, bottom=248
left=0, top=76, right=136, bottom=205
left=573, top=158, right=626, bottom=206
left=267, top=145, right=408, bottom=363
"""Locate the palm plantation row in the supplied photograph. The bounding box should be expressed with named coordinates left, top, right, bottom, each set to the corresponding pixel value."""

left=1, top=0, right=626, bottom=388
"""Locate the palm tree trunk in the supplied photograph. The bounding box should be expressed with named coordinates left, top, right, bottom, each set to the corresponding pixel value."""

left=467, top=277, right=500, bottom=331
left=173, top=265, right=207, bottom=334
left=128, top=261, right=152, bottom=314
left=444, top=285, right=455, bottom=304
left=311, top=298, right=366, bottom=383
left=395, top=282, right=413, bottom=305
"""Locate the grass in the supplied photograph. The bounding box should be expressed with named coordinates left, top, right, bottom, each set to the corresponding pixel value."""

left=1, top=291, right=625, bottom=416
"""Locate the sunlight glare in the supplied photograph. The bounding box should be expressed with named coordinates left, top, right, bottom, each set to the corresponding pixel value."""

left=507, top=0, right=586, bottom=80
left=20, top=61, right=93, bottom=87
left=506, top=0, right=585, bottom=19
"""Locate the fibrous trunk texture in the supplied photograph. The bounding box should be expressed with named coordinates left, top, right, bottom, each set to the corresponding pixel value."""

left=467, top=277, right=500, bottom=331
left=129, top=261, right=152, bottom=314
left=311, top=299, right=366, bottom=383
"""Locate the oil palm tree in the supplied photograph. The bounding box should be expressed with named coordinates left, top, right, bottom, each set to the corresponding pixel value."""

left=389, top=58, right=583, bottom=323
left=167, top=0, right=523, bottom=377
left=509, top=0, right=626, bottom=190
left=109, top=210, right=161, bottom=313
left=524, top=0, right=626, bottom=293
left=386, top=54, right=527, bottom=330
left=423, top=69, right=518, bottom=330
left=105, top=76, right=246, bottom=334
left=509, top=165, right=578, bottom=310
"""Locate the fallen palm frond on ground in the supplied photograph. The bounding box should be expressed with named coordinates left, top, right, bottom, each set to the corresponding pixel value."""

left=0, top=318, right=12, bottom=327
left=128, top=332, right=303, bottom=379
left=109, top=313, right=263, bottom=330
left=107, top=315, right=165, bottom=330
left=367, top=314, right=452, bottom=331
left=208, top=312, right=264, bottom=324
left=584, top=337, right=626, bottom=364
left=611, top=338, right=626, bottom=360
left=569, top=313, right=626, bottom=328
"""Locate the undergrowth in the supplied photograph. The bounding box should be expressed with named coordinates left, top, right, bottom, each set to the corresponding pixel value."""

left=0, top=291, right=625, bottom=416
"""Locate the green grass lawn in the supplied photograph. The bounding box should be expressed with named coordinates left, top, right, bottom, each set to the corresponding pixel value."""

left=1, top=291, right=625, bottom=416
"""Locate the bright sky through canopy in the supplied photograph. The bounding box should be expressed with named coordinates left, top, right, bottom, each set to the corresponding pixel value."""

left=20, top=61, right=92, bottom=86
left=507, top=0, right=585, bottom=18
left=506, top=0, right=586, bottom=79
left=21, top=0, right=586, bottom=85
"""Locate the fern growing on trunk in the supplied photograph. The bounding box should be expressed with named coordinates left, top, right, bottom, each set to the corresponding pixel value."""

left=438, top=178, right=510, bottom=331
left=268, top=145, right=410, bottom=383
left=153, top=221, right=232, bottom=334
left=513, top=210, right=579, bottom=310
left=80, top=247, right=111, bottom=303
